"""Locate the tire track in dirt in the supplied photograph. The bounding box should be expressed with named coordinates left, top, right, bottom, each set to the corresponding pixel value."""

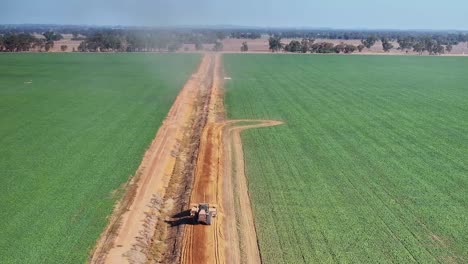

left=223, top=119, right=283, bottom=264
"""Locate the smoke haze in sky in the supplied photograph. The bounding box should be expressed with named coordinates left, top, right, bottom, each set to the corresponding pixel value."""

left=2, top=0, right=468, bottom=30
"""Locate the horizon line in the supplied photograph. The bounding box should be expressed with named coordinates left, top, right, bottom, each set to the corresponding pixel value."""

left=1, top=23, right=468, bottom=33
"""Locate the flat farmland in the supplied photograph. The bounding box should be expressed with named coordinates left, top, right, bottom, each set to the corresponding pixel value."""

left=0, top=53, right=200, bottom=263
left=224, top=54, right=468, bottom=263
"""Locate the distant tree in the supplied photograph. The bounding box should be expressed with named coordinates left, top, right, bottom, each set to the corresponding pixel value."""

left=78, top=32, right=122, bottom=52
left=77, top=41, right=86, bottom=52
left=445, top=44, right=453, bottom=53
left=344, top=44, right=357, bottom=53
left=357, top=44, right=365, bottom=52
left=33, top=39, right=45, bottom=51
left=310, top=42, right=335, bottom=53
left=381, top=38, right=394, bottom=52
left=300, top=38, right=313, bottom=53
left=2, top=33, right=39, bottom=52
left=70, top=32, right=86, bottom=41
left=284, top=40, right=302, bottom=52
left=397, top=36, right=415, bottom=52
left=60, top=45, right=68, bottom=51
left=268, top=35, right=283, bottom=52
left=0, top=35, right=4, bottom=51
left=422, top=37, right=437, bottom=55
left=413, top=42, right=425, bottom=55
left=310, top=43, right=320, bottom=53
left=433, top=43, right=445, bottom=55
left=215, top=31, right=226, bottom=40
left=230, top=32, right=262, bottom=39
left=213, top=41, right=223, bottom=51
left=44, top=41, right=54, bottom=52
left=168, top=42, right=182, bottom=52
left=240, top=41, right=248, bottom=52
left=195, top=40, right=203, bottom=51
left=334, top=43, right=346, bottom=53
left=361, top=35, right=378, bottom=49
left=43, top=31, right=63, bottom=42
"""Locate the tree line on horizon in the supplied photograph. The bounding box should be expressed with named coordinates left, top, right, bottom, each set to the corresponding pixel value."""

left=268, top=35, right=458, bottom=55
left=0, top=31, right=63, bottom=52
left=0, top=25, right=467, bottom=53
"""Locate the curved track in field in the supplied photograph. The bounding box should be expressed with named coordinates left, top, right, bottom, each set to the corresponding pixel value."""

left=180, top=117, right=282, bottom=264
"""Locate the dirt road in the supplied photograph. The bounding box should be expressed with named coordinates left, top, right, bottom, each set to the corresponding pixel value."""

left=89, top=54, right=214, bottom=264
left=179, top=53, right=282, bottom=264
left=90, top=53, right=282, bottom=264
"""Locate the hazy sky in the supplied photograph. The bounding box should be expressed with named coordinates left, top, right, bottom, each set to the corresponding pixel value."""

left=2, top=0, right=468, bottom=30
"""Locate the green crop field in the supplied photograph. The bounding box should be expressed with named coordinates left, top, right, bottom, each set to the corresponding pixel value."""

left=224, top=54, right=468, bottom=263
left=0, top=53, right=200, bottom=263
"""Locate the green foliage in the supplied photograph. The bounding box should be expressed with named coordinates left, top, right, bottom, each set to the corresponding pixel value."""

left=213, top=41, right=223, bottom=52
left=344, top=44, right=357, bottom=53
left=78, top=32, right=122, bottom=52
left=413, top=42, right=425, bottom=54
left=230, top=31, right=262, bottom=39
left=310, top=42, right=335, bottom=53
left=1, top=33, right=39, bottom=52
left=381, top=38, right=394, bottom=52
left=44, top=41, right=54, bottom=52
left=215, top=31, right=226, bottom=40
left=195, top=40, right=204, bottom=51
left=224, top=54, right=468, bottom=263
left=357, top=44, right=365, bottom=52
left=361, top=35, right=378, bottom=48
left=268, top=35, right=283, bottom=52
left=42, top=31, right=63, bottom=42
left=300, top=38, right=313, bottom=53
left=0, top=53, right=201, bottom=263
left=284, top=40, right=302, bottom=53
left=446, top=44, right=453, bottom=53
left=240, top=41, right=248, bottom=52
left=397, top=36, right=416, bottom=50
left=334, top=43, right=346, bottom=53
left=434, top=44, right=445, bottom=55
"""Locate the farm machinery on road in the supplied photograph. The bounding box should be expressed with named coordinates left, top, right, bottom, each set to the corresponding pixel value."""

left=190, top=203, right=217, bottom=225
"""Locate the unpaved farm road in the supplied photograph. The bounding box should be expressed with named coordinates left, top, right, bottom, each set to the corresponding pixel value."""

left=89, top=53, right=282, bottom=264
left=180, top=119, right=282, bottom=264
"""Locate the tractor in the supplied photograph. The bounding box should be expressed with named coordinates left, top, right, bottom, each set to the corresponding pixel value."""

left=190, top=203, right=217, bottom=225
